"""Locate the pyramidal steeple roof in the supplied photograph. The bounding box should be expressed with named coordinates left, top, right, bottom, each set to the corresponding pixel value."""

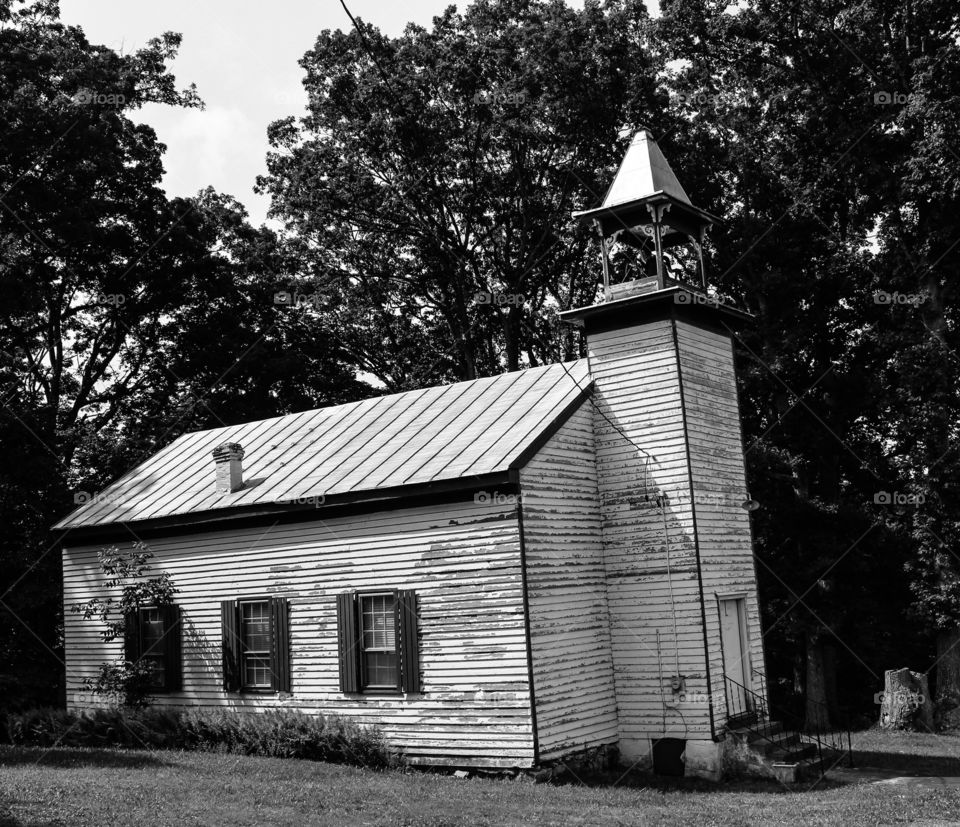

left=601, top=129, right=692, bottom=208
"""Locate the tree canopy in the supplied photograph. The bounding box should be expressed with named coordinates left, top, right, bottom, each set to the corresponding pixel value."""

left=1, top=0, right=959, bottom=725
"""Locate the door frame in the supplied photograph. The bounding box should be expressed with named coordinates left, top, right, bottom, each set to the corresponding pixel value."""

left=716, top=593, right=753, bottom=720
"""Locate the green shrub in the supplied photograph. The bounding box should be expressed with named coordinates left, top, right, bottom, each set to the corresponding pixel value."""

left=2, top=707, right=393, bottom=768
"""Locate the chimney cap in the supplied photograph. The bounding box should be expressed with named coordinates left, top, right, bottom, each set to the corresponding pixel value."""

left=213, top=442, right=244, bottom=461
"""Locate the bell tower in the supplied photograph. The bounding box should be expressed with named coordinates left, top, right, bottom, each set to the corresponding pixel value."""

left=561, top=130, right=767, bottom=780
left=574, top=128, right=719, bottom=301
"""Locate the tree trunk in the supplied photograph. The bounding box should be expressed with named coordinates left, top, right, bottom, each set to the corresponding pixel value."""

left=804, top=633, right=830, bottom=732
left=879, top=667, right=934, bottom=730
left=935, top=628, right=960, bottom=730
left=915, top=672, right=935, bottom=733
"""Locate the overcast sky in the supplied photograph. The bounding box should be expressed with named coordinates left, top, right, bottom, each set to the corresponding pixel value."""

left=58, top=1, right=658, bottom=226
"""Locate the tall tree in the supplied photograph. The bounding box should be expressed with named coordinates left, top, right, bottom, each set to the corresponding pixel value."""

left=259, top=0, right=673, bottom=387
left=658, top=0, right=959, bottom=724
left=0, top=1, right=371, bottom=705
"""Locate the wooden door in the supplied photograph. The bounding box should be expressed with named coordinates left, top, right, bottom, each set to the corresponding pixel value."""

left=719, top=598, right=751, bottom=717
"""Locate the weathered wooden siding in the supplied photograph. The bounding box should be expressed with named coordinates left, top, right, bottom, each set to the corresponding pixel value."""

left=586, top=318, right=714, bottom=762
left=62, top=499, right=536, bottom=768
left=518, top=402, right=619, bottom=760
left=675, top=319, right=768, bottom=722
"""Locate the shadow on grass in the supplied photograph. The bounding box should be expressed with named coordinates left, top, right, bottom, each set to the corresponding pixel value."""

left=0, top=746, right=170, bottom=769
left=551, top=768, right=849, bottom=794
left=0, top=813, right=63, bottom=827
left=848, top=750, right=960, bottom=776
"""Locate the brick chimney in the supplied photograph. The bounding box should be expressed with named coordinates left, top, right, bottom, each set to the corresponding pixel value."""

left=212, top=442, right=244, bottom=493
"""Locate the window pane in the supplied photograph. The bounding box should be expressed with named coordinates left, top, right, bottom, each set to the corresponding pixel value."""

left=364, top=651, right=397, bottom=687
left=143, top=654, right=166, bottom=690
left=241, top=601, right=270, bottom=652
left=360, top=594, right=398, bottom=688
left=361, top=594, right=396, bottom=650
left=141, top=608, right=166, bottom=655
left=244, top=655, right=271, bottom=688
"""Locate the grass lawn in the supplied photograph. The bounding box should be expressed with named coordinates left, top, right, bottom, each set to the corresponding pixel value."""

left=1, top=730, right=958, bottom=827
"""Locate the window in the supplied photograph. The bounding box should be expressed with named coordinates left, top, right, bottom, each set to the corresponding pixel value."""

left=139, top=608, right=167, bottom=689
left=337, top=590, right=420, bottom=694
left=361, top=593, right=398, bottom=688
left=123, top=605, right=182, bottom=692
left=241, top=601, right=272, bottom=689
left=221, top=597, right=290, bottom=693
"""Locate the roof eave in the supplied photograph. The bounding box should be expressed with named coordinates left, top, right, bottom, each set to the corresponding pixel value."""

left=55, top=471, right=517, bottom=544
left=573, top=192, right=723, bottom=228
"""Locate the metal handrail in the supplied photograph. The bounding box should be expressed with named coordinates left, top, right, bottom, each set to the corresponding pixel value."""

left=724, top=675, right=853, bottom=768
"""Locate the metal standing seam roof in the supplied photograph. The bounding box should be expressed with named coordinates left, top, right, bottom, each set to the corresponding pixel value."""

left=600, top=129, right=692, bottom=209
left=54, top=359, right=592, bottom=530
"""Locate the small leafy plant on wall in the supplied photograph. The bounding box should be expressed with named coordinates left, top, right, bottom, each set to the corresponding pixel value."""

left=71, top=542, right=179, bottom=708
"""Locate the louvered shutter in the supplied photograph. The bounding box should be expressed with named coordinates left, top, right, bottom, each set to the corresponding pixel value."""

left=123, top=610, right=140, bottom=665
left=270, top=597, right=291, bottom=692
left=221, top=600, right=241, bottom=691
left=397, top=590, right=421, bottom=694
left=162, top=604, right=182, bottom=692
left=337, top=592, right=360, bottom=693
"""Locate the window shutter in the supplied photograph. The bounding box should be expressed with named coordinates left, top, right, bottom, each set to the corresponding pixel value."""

left=162, top=604, right=183, bottom=692
left=397, top=590, right=421, bottom=694
left=123, top=610, right=140, bottom=664
left=221, top=600, right=241, bottom=691
left=337, top=592, right=360, bottom=693
left=270, top=597, right=291, bottom=693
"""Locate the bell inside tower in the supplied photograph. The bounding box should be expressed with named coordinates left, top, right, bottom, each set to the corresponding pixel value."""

left=573, top=129, right=720, bottom=303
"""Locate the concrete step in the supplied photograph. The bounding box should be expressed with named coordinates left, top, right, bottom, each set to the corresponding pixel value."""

left=768, top=742, right=818, bottom=763
left=729, top=719, right=784, bottom=740
left=753, top=733, right=802, bottom=755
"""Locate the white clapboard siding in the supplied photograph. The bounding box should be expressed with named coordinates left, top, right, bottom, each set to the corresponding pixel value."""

left=62, top=499, right=537, bottom=768
left=587, top=318, right=715, bottom=759
left=519, top=402, right=620, bottom=760
left=675, top=319, right=768, bottom=719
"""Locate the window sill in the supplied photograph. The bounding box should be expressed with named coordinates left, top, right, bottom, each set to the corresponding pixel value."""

left=343, top=689, right=411, bottom=697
